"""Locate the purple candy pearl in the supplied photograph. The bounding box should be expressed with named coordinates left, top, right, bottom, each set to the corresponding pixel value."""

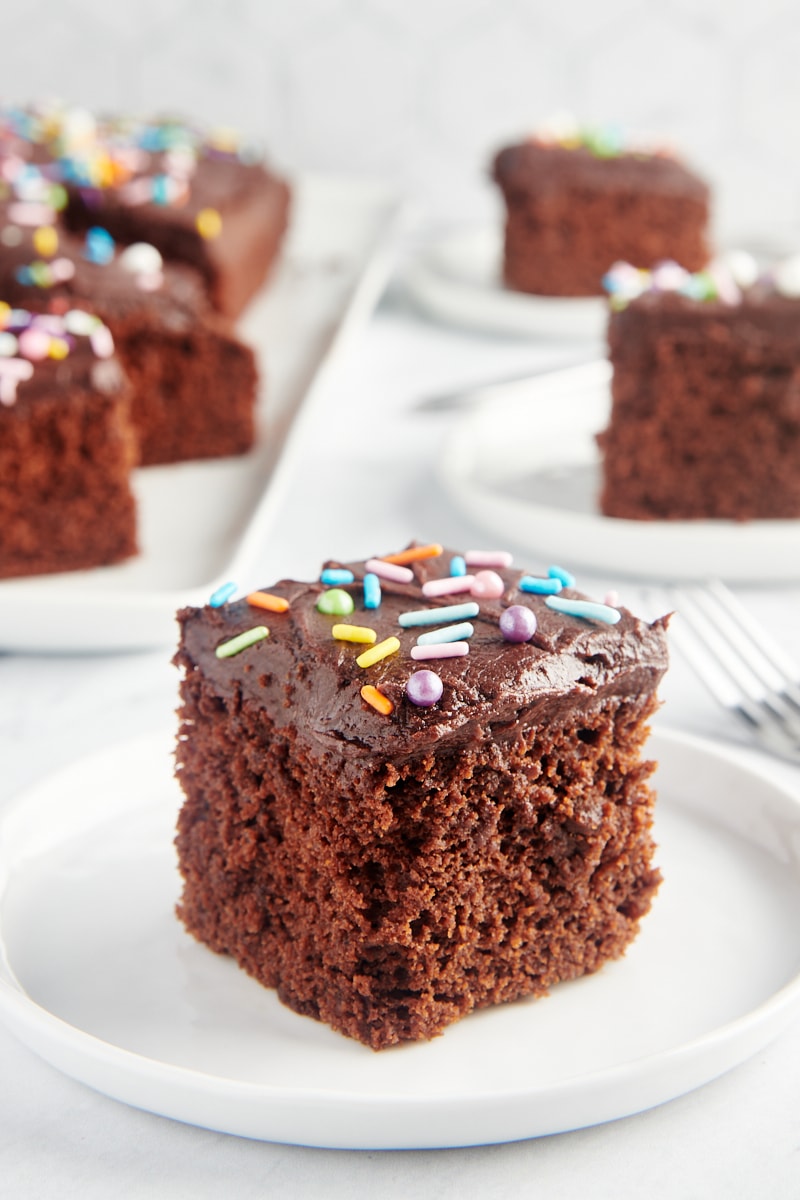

left=499, top=604, right=537, bottom=643
left=406, top=669, right=443, bottom=707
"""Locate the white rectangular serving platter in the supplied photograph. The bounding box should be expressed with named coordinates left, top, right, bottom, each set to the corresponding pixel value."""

left=0, top=174, right=401, bottom=653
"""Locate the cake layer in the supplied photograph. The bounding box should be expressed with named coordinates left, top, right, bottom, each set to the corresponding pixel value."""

left=174, top=548, right=668, bottom=1049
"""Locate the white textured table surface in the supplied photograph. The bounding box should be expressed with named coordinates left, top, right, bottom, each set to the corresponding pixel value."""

left=2, top=296, right=800, bottom=1199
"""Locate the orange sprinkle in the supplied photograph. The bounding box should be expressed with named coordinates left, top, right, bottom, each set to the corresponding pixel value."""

left=360, top=684, right=394, bottom=715
left=246, top=590, right=289, bottom=613
left=380, top=543, right=443, bottom=566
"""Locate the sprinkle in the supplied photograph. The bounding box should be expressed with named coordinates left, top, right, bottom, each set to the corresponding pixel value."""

left=84, top=226, right=115, bottom=265
left=332, top=623, right=377, bottom=644
left=316, top=588, right=355, bottom=616
left=499, top=605, right=537, bottom=643
left=363, top=572, right=381, bottom=609
left=320, top=567, right=355, bottom=586
left=465, top=550, right=513, bottom=568
left=0, top=332, right=18, bottom=357
left=549, top=565, right=576, bottom=588
left=0, top=357, right=34, bottom=405
left=90, top=324, right=115, bottom=359
left=410, top=642, right=469, bottom=661
left=209, top=581, right=237, bottom=607
left=196, top=207, right=222, bottom=239
left=32, top=225, right=58, bottom=257
left=405, top=670, right=444, bottom=707
left=380, top=543, right=443, bottom=565
left=360, top=684, right=394, bottom=716
left=0, top=301, right=9, bottom=327
left=604, top=589, right=620, bottom=608
left=64, top=309, right=102, bottom=336
left=7, top=201, right=56, bottom=227
left=399, top=601, right=479, bottom=628
left=356, top=636, right=401, bottom=668
left=247, top=590, right=289, bottom=613
left=471, top=570, right=505, bottom=599
left=365, top=558, right=414, bottom=584
left=152, top=173, right=170, bottom=205
left=47, top=338, right=69, bottom=360
left=422, top=575, right=476, bottom=598
left=520, top=575, right=562, bottom=595
left=50, top=258, right=76, bottom=282
left=545, top=596, right=621, bottom=625
left=0, top=225, right=22, bottom=247
left=17, top=326, right=51, bottom=361
left=215, top=625, right=269, bottom=658
left=449, top=555, right=467, bottom=577
left=118, top=242, right=163, bottom=274
left=416, top=622, right=474, bottom=645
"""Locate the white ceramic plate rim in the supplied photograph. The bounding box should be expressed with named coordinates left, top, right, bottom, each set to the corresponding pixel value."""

left=1, top=727, right=800, bottom=1148
left=438, top=359, right=800, bottom=583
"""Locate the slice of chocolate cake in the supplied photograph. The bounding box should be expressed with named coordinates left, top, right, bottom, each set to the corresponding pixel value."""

left=599, top=256, right=800, bottom=520
left=0, top=304, right=137, bottom=578
left=492, top=118, right=710, bottom=297
left=174, top=545, right=668, bottom=1050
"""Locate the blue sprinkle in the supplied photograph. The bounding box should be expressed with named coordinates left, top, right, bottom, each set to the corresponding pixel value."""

left=14, top=266, right=33, bottom=284
left=152, top=174, right=170, bottom=205
left=519, top=575, right=562, bottom=595
left=84, top=226, right=115, bottom=265
left=399, top=601, right=479, bottom=628
left=548, top=564, right=576, bottom=588
left=209, top=580, right=237, bottom=607
left=363, top=572, right=381, bottom=609
left=449, top=555, right=467, bottom=577
left=417, top=621, right=474, bottom=645
left=546, top=596, right=621, bottom=625
left=320, top=568, right=355, bottom=586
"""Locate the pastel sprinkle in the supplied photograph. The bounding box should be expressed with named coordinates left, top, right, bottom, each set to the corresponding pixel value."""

left=215, top=625, right=269, bottom=658
left=209, top=580, right=237, bottom=607
left=405, top=670, right=444, bottom=707
left=32, top=225, right=58, bottom=257
left=471, top=570, right=505, bottom=600
left=356, top=636, right=401, bottom=668
left=90, top=324, right=115, bottom=359
left=0, top=332, right=18, bottom=356
left=316, top=588, right=355, bottom=616
left=417, top=622, right=474, bottom=645
left=380, top=543, right=443, bottom=565
left=410, top=642, right=469, bottom=661
left=399, top=601, right=479, bottom=628
left=499, top=605, right=537, bottom=643
left=363, top=573, right=381, bottom=609
left=519, top=575, right=562, bottom=595
left=119, top=242, right=163, bottom=274
left=450, top=555, right=467, bottom=577
left=361, top=684, right=394, bottom=716
left=546, top=596, right=621, bottom=625
left=84, top=226, right=115, bottom=265
left=604, top=589, right=620, bottom=608
left=196, top=207, right=222, bottom=239
left=365, top=558, right=414, bottom=584
left=332, top=623, right=377, bottom=644
left=422, top=575, right=476, bottom=598
left=246, top=590, right=289, bottom=613
left=0, top=357, right=34, bottom=405
left=465, top=550, right=513, bottom=569
left=549, top=564, right=576, bottom=588
left=17, top=327, right=50, bottom=361
left=320, top=567, right=355, bottom=586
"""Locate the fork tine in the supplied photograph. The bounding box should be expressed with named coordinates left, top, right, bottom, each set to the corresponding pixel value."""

left=702, top=580, right=800, bottom=709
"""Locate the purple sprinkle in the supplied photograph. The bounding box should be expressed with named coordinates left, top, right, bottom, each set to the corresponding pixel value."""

left=406, top=669, right=443, bottom=707
left=499, top=605, right=537, bottom=643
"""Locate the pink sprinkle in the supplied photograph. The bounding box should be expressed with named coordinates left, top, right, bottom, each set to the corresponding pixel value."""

left=0, top=357, right=34, bottom=405
left=365, top=558, right=414, bottom=583
left=50, top=258, right=76, bottom=282
left=18, top=327, right=51, bottom=361
left=604, top=590, right=620, bottom=607
left=410, top=642, right=469, bottom=660
left=471, top=570, right=505, bottom=599
left=90, top=325, right=115, bottom=359
left=422, top=575, right=476, bottom=597
left=465, top=550, right=513, bottom=569
left=7, top=201, right=56, bottom=227
left=118, top=178, right=154, bottom=206
left=1, top=156, right=25, bottom=182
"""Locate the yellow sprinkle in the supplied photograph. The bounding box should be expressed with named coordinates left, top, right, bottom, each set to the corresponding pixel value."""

left=360, top=684, right=394, bottom=715
left=380, top=543, right=443, bottom=566
left=0, top=301, right=10, bottom=328
left=196, top=207, right=222, bottom=239
left=33, top=225, right=58, bottom=257
left=48, top=338, right=70, bottom=360
left=246, top=590, right=289, bottom=613
left=356, top=636, right=400, bottom=669
left=332, top=624, right=377, bottom=644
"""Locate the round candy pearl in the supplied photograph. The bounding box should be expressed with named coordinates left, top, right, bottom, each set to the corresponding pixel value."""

left=316, top=588, right=354, bottom=616
left=471, top=570, right=504, bottom=599
left=406, top=669, right=443, bottom=707
left=499, top=605, right=537, bottom=643
left=17, top=326, right=51, bottom=361
left=119, top=241, right=164, bottom=275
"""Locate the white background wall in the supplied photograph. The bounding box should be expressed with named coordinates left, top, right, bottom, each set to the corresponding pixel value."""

left=4, top=0, right=800, bottom=246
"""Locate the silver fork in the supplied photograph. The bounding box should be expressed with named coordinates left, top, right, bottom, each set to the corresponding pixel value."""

left=666, top=580, right=800, bottom=764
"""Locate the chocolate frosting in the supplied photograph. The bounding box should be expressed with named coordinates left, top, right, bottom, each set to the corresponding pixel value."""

left=176, top=548, right=669, bottom=763
left=493, top=141, right=709, bottom=201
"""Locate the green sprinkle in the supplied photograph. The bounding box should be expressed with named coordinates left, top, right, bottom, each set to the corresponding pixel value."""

left=215, top=625, right=269, bottom=658
left=316, top=587, right=355, bottom=616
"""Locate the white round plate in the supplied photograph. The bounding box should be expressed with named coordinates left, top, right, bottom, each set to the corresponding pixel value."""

left=402, top=226, right=607, bottom=342
left=1, top=729, right=800, bottom=1149
left=438, top=359, right=800, bottom=583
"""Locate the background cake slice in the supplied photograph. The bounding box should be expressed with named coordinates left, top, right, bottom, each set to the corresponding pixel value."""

left=174, top=546, right=668, bottom=1050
